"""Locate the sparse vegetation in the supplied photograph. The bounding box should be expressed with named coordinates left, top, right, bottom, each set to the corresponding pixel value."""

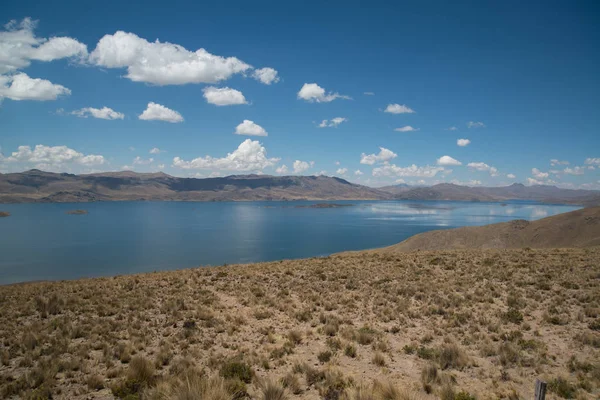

left=0, top=247, right=598, bottom=399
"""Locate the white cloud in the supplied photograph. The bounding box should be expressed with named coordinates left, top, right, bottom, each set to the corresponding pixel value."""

left=384, top=104, right=415, bottom=114
left=0, top=18, right=87, bottom=74
left=157, top=164, right=165, bottom=170
left=363, top=92, right=374, bottom=96
left=336, top=168, right=348, bottom=175
left=297, top=83, right=350, bottom=103
left=293, top=160, right=314, bottom=174
left=203, top=86, right=247, bottom=106
left=133, top=156, right=153, bottom=165
left=354, top=169, right=363, bottom=176
left=318, top=117, right=347, bottom=128
left=395, top=179, right=406, bottom=184
left=234, top=120, right=267, bottom=136
left=584, top=158, right=600, bottom=165
left=450, top=179, right=482, bottom=186
left=588, top=166, right=596, bottom=170
left=447, top=126, right=458, bottom=131
left=149, top=147, right=162, bottom=154
left=563, top=166, right=585, bottom=175
left=88, top=30, right=254, bottom=85
left=335, top=161, right=340, bottom=165
left=72, top=106, right=124, bottom=120
left=275, top=165, right=288, bottom=174
left=550, top=159, right=569, bottom=166
left=0, top=72, right=70, bottom=101
left=507, top=173, right=516, bottom=179
left=457, top=138, right=470, bottom=147
left=394, top=126, right=419, bottom=132
left=531, top=168, right=549, bottom=179
left=467, top=121, right=485, bottom=128
left=4, top=144, right=105, bottom=168
left=172, top=139, right=279, bottom=172
left=139, top=102, right=183, bottom=123
left=527, top=178, right=544, bottom=186
left=436, top=155, right=462, bottom=166
left=360, top=147, right=397, bottom=165
left=468, top=162, right=498, bottom=176
left=373, top=164, right=445, bottom=178
left=252, top=67, right=279, bottom=85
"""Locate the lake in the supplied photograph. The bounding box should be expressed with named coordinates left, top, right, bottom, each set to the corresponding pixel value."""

left=0, top=200, right=579, bottom=284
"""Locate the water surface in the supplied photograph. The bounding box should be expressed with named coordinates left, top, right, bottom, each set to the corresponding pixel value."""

left=0, top=200, right=579, bottom=284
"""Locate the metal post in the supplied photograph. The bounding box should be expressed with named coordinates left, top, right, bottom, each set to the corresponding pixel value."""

left=534, top=379, right=547, bottom=400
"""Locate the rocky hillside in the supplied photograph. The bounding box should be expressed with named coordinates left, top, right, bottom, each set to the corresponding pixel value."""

left=378, top=206, right=600, bottom=252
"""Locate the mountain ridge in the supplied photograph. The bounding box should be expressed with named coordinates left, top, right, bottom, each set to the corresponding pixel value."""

left=1, top=169, right=599, bottom=204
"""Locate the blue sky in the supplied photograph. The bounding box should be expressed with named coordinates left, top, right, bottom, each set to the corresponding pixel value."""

left=1, top=0, right=599, bottom=188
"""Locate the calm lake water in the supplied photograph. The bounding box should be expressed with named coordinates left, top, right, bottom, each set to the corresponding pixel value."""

left=0, top=200, right=579, bottom=284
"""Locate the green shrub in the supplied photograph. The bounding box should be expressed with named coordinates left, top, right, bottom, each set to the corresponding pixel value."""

left=548, top=377, right=576, bottom=399
left=220, top=360, right=253, bottom=383
left=503, top=308, right=523, bottom=324
left=317, top=351, right=332, bottom=363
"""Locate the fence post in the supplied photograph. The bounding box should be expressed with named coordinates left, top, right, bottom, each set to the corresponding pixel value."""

left=534, top=379, right=546, bottom=400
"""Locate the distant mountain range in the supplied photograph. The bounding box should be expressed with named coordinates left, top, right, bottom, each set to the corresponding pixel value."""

left=377, top=206, right=600, bottom=252
left=0, top=169, right=387, bottom=203
left=0, top=170, right=599, bottom=205
left=378, top=182, right=600, bottom=206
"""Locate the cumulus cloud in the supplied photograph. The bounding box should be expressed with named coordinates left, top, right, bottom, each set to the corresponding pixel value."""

left=0, top=18, right=87, bottom=74
left=149, top=147, right=162, bottom=154
left=394, top=126, right=418, bottom=132
left=133, top=156, right=153, bottom=165
left=72, top=106, right=124, bottom=120
left=172, top=139, right=279, bottom=172
left=384, top=104, right=415, bottom=114
left=373, top=164, right=445, bottom=178
left=234, top=120, right=267, bottom=136
left=139, top=102, right=183, bottom=123
left=360, top=147, right=397, bottom=165
left=354, top=169, right=363, bottom=176
left=447, top=126, right=458, bottom=131
left=252, top=67, right=279, bottom=85
left=4, top=144, right=105, bottom=169
left=531, top=168, right=549, bottom=179
left=297, top=83, right=350, bottom=103
left=0, top=72, right=70, bottom=101
left=507, top=173, right=516, bottom=179
left=468, top=162, right=498, bottom=176
left=527, top=177, right=544, bottom=186
left=563, top=166, right=585, bottom=175
left=436, top=155, right=462, bottom=166
left=457, top=138, right=470, bottom=147
left=585, top=158, right=600, bottom=165
left=336, top=168, right=348, bottom=175
left=550, top=159, right=569, bottom=166
left=293, top=160, right=314, bottom=174
left=450, top=179, right=482, bottom=186
left=275, top=165, right=288, bottom=174
left=318, top=117, right=347, bottom=128
left=467, top=121, right=485, bottom=128
left=88, top=31, right=257, bottom=85
left=203, top=86, right=247, bottom=106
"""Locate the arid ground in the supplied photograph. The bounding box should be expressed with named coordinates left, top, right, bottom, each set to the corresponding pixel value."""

left=1, top=247, right=599, bottom=400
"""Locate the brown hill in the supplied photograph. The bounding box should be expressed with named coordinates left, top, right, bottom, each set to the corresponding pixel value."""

left=0, top=169, right=390, bottom=203
left=377, top=206, right=600, bottom=252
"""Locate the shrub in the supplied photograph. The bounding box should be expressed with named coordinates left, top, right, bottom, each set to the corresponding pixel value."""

left=421, top=364, right=439, bottom=393
left=438, top=343, right=468, bottom=370
left=548, top=377, right=576, bottom=399
left=317, top=350, right=332, bottom=363
left=503, top=308, right=524, bottom=324
left=344, top=344, right=357, bottom=358
left=356, top=327, right=375, bottom=345
left=287, top=330, right=302, bottom=345
left=87, top=375, right=105, bottom=391
left=127, top=356, right=155, bottom=385
left=220, top=360, right=253, bottom=383
left=454, top=391, right=477, bottom=400
left=258, top=379, right=288, bottom=400
left=372, top=352, right=386, bottom=367
left=281, top=373, right=302, bottom=395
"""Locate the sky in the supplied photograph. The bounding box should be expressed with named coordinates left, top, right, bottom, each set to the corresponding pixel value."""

left=1, top=0, right=599, bottom=189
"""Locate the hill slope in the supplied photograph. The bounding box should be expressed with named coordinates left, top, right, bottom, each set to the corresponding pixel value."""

left=0, top=170, right=390, bottom=203
left=379, top=182, right=600, bottom=205
left=378, top=206, right=600, bottom=252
